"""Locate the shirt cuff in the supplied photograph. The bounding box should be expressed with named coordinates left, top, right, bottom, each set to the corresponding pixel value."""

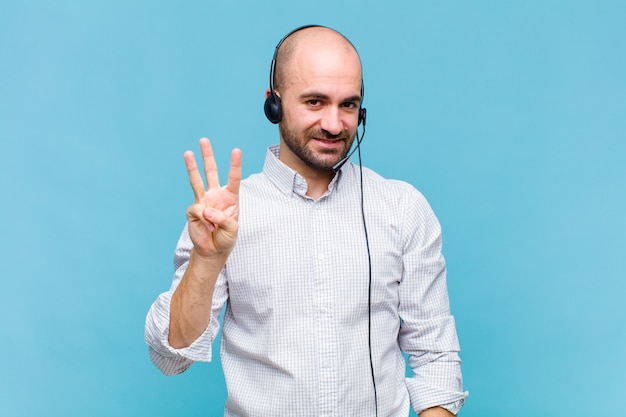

left=145, top=291, right=216, bottom=374
left=439, top=398, right=467, bottom=415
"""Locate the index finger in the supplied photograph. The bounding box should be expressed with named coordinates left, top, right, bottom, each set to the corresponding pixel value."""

left=225, top=148, right=242, bottom=196
left=184, top=150, right=206, bottom=201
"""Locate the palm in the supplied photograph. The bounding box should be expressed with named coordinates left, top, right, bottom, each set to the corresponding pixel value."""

left=185, top=138, right=242, bottom=257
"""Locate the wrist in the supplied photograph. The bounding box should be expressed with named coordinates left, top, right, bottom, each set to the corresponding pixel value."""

left=191, top=246, right=230, bottom=262
left=187, top=247, right=229, bottom=280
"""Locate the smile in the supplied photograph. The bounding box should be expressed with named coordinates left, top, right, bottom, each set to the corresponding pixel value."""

left=312, top=138, right=344, bottom=148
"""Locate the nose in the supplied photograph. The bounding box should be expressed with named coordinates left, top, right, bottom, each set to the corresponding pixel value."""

left=319, top=107, right=343, bottom=136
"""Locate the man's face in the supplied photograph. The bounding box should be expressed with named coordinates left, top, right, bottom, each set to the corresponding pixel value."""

left=277, top=40, right=362, bottom=172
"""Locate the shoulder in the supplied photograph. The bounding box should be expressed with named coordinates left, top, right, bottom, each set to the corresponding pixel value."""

left=357, top=165, right=430, bottom=207
left=238, top=172, right=267, bottom=195
left=353, top=165, right=441, bottom=234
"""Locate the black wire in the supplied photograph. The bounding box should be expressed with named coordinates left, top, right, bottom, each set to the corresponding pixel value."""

left=356, top=126, right=378, bottom=417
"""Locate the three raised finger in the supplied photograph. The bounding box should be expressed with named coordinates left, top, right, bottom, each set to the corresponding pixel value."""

left=185, top=138, right=242, bottom=200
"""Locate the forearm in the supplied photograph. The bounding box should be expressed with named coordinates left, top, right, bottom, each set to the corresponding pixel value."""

left=168, top=248, right=228, bottom=348
left=420, top=406, right=455, bottom=417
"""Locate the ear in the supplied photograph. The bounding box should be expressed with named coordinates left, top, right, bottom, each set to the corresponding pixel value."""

left=266, top=88, right=281, bottom=99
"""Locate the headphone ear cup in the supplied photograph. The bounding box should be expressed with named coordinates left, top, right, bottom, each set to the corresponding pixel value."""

left=264, top=94, right=282, bottom=124
left=358, top=107, right=367, bottom=127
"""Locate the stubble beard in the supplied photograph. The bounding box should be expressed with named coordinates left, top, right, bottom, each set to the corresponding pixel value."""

left=279, top=123, right=355, bottom=171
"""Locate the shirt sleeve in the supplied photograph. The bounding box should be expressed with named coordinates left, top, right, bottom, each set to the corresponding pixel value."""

left=397, top=188, right=469, bottom=415
left=144, top=224, right=229, bottom=376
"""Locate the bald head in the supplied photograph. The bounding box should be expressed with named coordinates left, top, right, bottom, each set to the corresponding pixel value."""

left=274, top=26, right=362, bottom=93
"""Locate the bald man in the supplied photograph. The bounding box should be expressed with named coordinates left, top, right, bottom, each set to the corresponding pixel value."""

left=145, top=26, right=467, bottom=417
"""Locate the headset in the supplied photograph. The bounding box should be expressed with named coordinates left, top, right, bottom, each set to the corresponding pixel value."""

left=264, top=26, right=377, bottom=416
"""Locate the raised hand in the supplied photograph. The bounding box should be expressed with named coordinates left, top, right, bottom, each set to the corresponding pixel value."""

left=184, top=138, right=242, bottom=258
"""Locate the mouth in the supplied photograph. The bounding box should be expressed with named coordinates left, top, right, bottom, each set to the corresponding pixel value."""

left=312, top=137, right=344, bottom=149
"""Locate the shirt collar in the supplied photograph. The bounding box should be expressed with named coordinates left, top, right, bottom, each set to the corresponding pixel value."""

left=262, top=145, right=345, bottom=198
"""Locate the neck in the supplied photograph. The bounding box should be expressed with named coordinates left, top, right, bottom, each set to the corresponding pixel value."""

left=277, top=146, right=335, bottom=200
left=291, top=161, right=334, bottom=200
left=302, top=170, right=334, bottom=199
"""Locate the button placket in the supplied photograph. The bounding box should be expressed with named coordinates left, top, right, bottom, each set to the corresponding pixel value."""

left=311, top=200, right=338, bottom=415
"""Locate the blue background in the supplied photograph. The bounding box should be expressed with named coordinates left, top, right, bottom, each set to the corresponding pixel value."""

left=1, top=1, right=624, bottom=416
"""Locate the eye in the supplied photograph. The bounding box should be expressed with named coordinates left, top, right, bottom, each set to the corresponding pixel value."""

left=307, top=99, right=321, bottom=107
left=341, top=101, right=358, bottom=109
